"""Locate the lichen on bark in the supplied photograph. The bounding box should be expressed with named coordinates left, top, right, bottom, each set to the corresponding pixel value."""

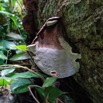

left=37, top=0, right=103, bottom=103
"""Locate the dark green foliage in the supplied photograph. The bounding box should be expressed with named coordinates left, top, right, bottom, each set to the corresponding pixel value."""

left=35, top=85, right=65, bottom=103
left=11, top=78, right=32, bottom=93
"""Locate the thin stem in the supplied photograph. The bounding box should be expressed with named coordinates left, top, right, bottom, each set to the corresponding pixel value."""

left=0, top=64, right=44, bottom=81
left=27, top=51, right=36, bottom=68
left=56, top=98, right=64, bottom=103
left=28, top=86, right=40, bottom=103
left=5, top=50, right=10, bottom=64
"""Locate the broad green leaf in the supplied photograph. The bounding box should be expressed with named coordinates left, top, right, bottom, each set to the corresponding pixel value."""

left=0, top=59, right=4, bottom=65
left=3, top=40, right=16, bottom=50
left=10, top=52, right=29, bottom=61
left=12, top=0, right=17, bottom=6
left=35, top=86, right=65, bottom=103
left=0, top=40, right=16, bottom=50
left=3, top=77, right=12, bottom=83
left=0, top=11, right=13, bottom=16
left=0, top=46, right=5, bottom=50
left=35, top=86, right=45, bottom=99
left=0, top=40, right=5, bottom=50
left=44, top=86, right=65, bottom=103
left=42, top=77, right=57, bottom=88
left=0, top=77, right=10, bottom=86
left=0, top=51, right=7, bottom=59
left=7, top=32, right=24, bottom=40
left=9, top=71, right=39, bottom=80
left=1, top=68, right=15, bottom=76
left=14, top=45, right=27, bottom=51
left=11, top=78, right=32, bottom=93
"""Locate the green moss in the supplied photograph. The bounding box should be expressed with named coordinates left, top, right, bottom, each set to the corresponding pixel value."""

left=38, top=0, right=103, bottom=102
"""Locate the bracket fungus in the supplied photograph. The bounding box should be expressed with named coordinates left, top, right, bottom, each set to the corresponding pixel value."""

left=27, top=17, right=81, bottom=78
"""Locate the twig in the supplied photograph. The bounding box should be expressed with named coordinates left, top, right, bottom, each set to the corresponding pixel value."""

left=56, top=98, right=64, bottom=103
left=27, top=51, right=36, bottom=68
left=0, top=64, right=44, bottom=81
left=28, top=86, right=40, bottom=103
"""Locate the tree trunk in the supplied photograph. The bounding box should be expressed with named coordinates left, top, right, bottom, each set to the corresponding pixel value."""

left=37, top=0, right=103, bottom=103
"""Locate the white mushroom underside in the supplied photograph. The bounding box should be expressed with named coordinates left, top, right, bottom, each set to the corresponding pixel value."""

left=33, top=37, right=81, bottom=78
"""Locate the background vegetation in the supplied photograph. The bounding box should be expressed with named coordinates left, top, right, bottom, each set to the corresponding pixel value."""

left=0, top=0, right=74, bottom=103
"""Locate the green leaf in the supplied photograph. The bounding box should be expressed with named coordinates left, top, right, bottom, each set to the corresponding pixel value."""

left=10, top=52, right=29, bottom=61
left=11, top=78, right=32, bottom=93
left=14, top=45, right=27, bottom=51
left=0, top=77, right=10, bottom=86
left=1, top=68, right=15, bottom=76
left=10, top=14, right=18, bottom=28
left=35, top=85, right=45, bottom=99
left=42, top=77, right=57, bottom=88
left=0, top=59, right=4, bottom=65
left=7, top=32, right=24, bottom=40
left=0, top=46, right=5, bottom=50
left=35, top=86, right=65, bottom=103
left=0, top=40, right=16, bottom=50
left=0, top=40, right=5, bottom=50
left=0, top=51, right=7, bottom=59
left=12, top=0, right=17, bottom=6
left=9, top=71, right=39, bottom=80
left=0, top=11, right=18, bottom=27
left=4, top=40, right=16, bottom=50
left=44, top=86, right=65, bottom=103
left=0, top=11, right=13, bottom=17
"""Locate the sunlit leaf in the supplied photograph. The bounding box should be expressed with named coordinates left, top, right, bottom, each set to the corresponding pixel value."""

left=11, top=78, right=32, bottom=93
left=1, top=68, right=15, bottom=76
left=0, top=77, right=10, bottom=86
left=42, top=77, right=57, bottom=88
left=12, top=0, right=17, bottom=6
left=14, top=45, right=27, bottom=51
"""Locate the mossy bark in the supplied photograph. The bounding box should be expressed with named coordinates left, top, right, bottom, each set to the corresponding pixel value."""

left=37, top=0, right=103, bottom=103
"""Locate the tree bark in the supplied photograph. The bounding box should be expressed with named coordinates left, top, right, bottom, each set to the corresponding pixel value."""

left=37, top=0, right=103, bottom=103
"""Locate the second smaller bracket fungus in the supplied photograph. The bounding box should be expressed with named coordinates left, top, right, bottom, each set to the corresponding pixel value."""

left=27, top=17, right=81, bottom=78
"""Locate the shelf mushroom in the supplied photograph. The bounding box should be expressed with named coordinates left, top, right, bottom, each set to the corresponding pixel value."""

left=27, top=17, right=81, bottom=78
